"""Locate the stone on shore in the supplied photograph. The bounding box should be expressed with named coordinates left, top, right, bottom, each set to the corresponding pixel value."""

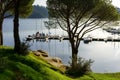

left=32, top=50, right=69, bottom=72
left=32, top=50, right=48, bottom=57
left=52, top=57, right=62, bottom=63
left=33, top=51, right=41, bottom=56
left=37, top=50, right=48, bottom=57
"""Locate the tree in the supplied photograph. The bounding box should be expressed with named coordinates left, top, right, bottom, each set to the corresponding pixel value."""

left=0, top=0, right=34, bottom=45
left=13, top=0, right=20, bottom=52
left=0, top=0, right=14, bottom=45
left=13, top=0, right=34, bottom=53
left=47, top=0, right=120, bottom=69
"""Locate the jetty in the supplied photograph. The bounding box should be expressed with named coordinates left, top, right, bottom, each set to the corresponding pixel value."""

left=26, top=34, right=120, bottom=43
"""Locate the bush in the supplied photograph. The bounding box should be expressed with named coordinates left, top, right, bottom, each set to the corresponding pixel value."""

left=66, top=57, right=94, bottom=77
left=19, top=40, right=31, bottom=55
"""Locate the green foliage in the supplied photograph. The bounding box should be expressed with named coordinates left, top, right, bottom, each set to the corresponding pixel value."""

left=47, top=0, right=120, bottom=33
left=19, top=0, right=34, bottom=17
left=8, top=0, right=34, bottom=17
left=0, top=0, right=34, bottom=18
left=19, top=40, right=31, bottom=55
left=66, top=57, right=94, bottom=77
left=47, top=0, right=119, bottom=21
left=92, top=2, right=120, bottom=21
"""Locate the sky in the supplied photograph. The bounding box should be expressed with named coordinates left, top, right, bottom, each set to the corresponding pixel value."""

left=112, top=0, right=120, bottom=8
left=33, top=0, right=47, bottom=6
left=33, top=0, right=120, bottom=8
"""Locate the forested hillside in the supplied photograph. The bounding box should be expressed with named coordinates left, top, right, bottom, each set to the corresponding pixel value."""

left=29, top=5, right=48, bottom=18
left=5, top=6, right=119, bottom=18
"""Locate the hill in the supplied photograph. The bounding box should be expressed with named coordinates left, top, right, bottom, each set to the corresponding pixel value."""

left=29, top=5, right=48, bottom=18
left=1, top=46, right=120, bottom=80
left=5, top=5, right=48, bottom=18
left=0, top=46, right=71, bottom=80
left=5, top=6, right=120, bottom=18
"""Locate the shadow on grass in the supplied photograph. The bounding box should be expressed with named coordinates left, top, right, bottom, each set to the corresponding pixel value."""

left=0, top=47, right=14, bottom=57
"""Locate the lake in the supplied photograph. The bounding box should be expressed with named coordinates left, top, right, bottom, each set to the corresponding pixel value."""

left=3, top=18, right=120, bottom=73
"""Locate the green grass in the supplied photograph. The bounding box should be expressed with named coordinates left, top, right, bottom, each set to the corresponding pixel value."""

left=0, top=46, right=71, bottom=80
left=1, top=45, right=120, bottom=80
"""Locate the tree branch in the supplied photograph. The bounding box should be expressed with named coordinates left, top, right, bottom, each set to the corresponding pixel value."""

left=56, top=19, right=68, bottom=31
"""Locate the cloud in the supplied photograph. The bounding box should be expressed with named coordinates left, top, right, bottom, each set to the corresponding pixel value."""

left=112, top=0, right=120, bottom=8
left=33, top=0, right=47, bottom=6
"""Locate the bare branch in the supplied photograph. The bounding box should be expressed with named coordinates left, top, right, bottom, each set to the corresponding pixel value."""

left=84, top=22, right=108, bottom=34
left=71, top=6, right=89, bottom=32
left=56, top=19, right=68, bottom=31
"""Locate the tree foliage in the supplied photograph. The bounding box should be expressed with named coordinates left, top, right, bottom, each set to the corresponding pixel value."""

left=0, top=0, right=34, bottom=18
left=9, top=0, right=34, bottom=17
left=47, top=0, right=120, bottom=70
left=0, top=0, right=34, bottom=45
left=0, top=0, right=14, bottom=45
left=12, top=0, right=34, bottom=53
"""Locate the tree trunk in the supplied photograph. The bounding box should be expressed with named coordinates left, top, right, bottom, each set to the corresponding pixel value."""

left=0, top=19, right=3, bottom=45
left=71, top=45, right=78, bottom=70
left=13, top=0, right=21, bottom=52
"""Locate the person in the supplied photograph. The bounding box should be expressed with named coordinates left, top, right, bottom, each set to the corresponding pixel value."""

left=36, top=32, right=40, bottom=38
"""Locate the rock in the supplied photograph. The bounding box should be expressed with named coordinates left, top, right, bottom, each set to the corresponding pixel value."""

left=41, top=53, right=48, bottom=57
left=37, top=49, right=48, bottom=57
left=60, top=65, right=70, bottom=70
left=33, top=50, right=48, bottom=57
left=37, top=49, right=46, bottom=53
left=32, top=51, right=41, bottom=56
left=52, top=57, right=62, bottom=63
left=32, top=51, right=69, bottom=71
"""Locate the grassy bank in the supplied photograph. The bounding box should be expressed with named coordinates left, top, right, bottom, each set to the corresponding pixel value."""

left=0, top=46, right=120, bottom=80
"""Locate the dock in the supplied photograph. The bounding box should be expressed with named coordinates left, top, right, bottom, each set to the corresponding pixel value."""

left=26, top=35, right=120, bottom=43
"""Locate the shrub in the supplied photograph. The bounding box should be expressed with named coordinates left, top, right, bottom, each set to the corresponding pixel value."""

left=19, top=40, right=31, bottom=55
left=66, top=57, right=94, bottom=77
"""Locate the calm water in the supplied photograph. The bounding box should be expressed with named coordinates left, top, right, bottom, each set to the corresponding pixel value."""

left=3, top=18, right=120, bottom=73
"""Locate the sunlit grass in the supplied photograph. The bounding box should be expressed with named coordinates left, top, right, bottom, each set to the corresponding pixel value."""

left=76, top=73, right=120, bottom=80
left=0, top=45, right=71, bottom=80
